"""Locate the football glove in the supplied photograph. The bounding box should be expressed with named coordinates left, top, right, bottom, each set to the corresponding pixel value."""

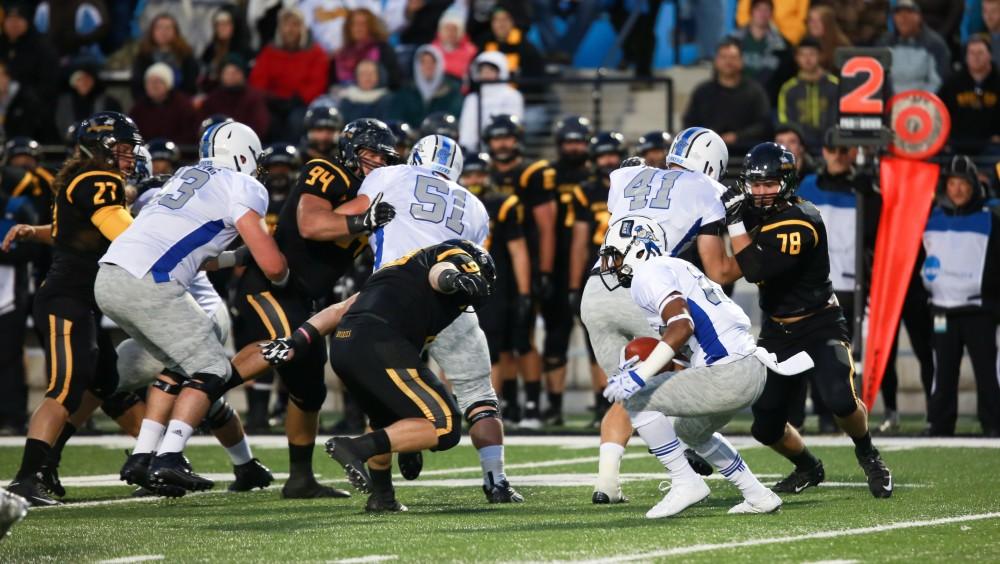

left=259, top=338, right=294, bottom=365
left=453, top=272, right=490, bottom=298
left=603, top=370, right=646, bottom=403
left=347, top=192, right=396, bottom=234
left=721, top=185, right=747, bottom=226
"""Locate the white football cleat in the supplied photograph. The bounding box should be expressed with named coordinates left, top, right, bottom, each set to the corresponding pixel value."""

left=645, top=478, right=710, bottom=519
left=728, top=490, right=783, bottom=514
left=518, top=417, right=542, bottom=430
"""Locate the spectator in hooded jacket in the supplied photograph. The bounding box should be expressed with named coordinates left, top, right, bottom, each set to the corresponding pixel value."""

left=0, top=2, right=59, bottom=99
left=432, top=7, right=478, bottom=81
left=777, top=37, right=840, bottom=152
left=337, top=59, right=393, bottom=123
left=393, top=45, right=464, bottom=127
left=459, top=50, right=524, bottom=152
left=330, top=8, right=401, bottom=89
left=200, top=5, right=254, bottom=93
left=939, top=35, right=1000, bottom=156
left=200, top=55, right=270, bottom=139
left=737, top=0, right=809, bottom=44
left=54, top=59, right=123, bottom=138
left=876, top=0, right=951, bottom=93
left=130, top=13, right=201, bottom=98
left=129, top=62, right=199, bottom=145
left=731, top=0, right=796, bottom=104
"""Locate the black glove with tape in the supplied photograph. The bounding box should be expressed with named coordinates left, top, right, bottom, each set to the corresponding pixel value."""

left=347, top=192, right=396, bottom=234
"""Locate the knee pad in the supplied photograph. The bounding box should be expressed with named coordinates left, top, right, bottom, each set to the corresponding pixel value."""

left=181, top=372, right=229, bottom=402
left=449, top=371, right=498, bottom=414
left=205, top=397, right=236, bottom=430
left=465, top=400, right=500, bottom=427
left=100, top=391, right=143, bottom=419
left=153, top=377, right=182, bottom=396
left=751, top=415, right=786, bottom=446
left=284, top=370, right=326, bottom=412
left=543, top=355, right=568, bottom=372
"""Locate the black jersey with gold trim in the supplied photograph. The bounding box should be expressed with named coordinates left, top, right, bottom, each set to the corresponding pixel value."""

left=738, top=199, right=836, bottom=318
left=483, top=191, right=524, bottom=297
left=489, top=159, right=556, bottom=257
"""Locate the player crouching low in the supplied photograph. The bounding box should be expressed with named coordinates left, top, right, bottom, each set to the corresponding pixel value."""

left=259, top=240, right=496, bottom=511
left=601, top=217, right=814, bottom=517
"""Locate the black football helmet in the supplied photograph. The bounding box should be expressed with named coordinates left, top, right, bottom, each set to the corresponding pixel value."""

left=462, top=152, right=491, bottom=175
left=78, top=111, right=144, bottom=171
left=620, top=156, right=646, bottom=168
left=304, top=104, right=343, bottom=132
left=419, top=111, right=459, bottom=140
left=742, top=142, right=798, bottom=211
left=483, top=114, right=523, bottom=163
left=590, top=131, right=627, bottom=159
left=147, top=138, right=181, bottom=166
left=3, top=136, right=41, bottom=166
left=635, top=130, right=672, bottom=154
left=386, top=120, right=418, bottom=156
left=260, top=143, right=301, bottom=194
left=199, top=114, right=233, bottom=140
left=338, top=118, right=399, bottom=177
left=447, top=239, right=497, bottom=296
left=555, top=115, right=594, bottom=144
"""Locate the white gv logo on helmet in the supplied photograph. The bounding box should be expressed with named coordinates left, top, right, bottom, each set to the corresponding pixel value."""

left=408, top=134, right=464, bottom=182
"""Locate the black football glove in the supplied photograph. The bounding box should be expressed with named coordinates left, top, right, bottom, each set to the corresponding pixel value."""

left=535, top=272, right=554, bottom=301
left=514, top=294, right=534, bottom=330
left=453, top=272, right=490, bottom=298
left=721, top=185, right=748, bottom=226
left=568, top=290, right=582, bottom=319
left=347, top=192, right=396, bottom=234
left=259, top=338, right=295, bottom=366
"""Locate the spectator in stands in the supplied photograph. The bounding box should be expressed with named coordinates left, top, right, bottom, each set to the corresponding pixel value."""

left=337, top=59, right=393, bottom=123
left=200, top=5, right=254, bottom=93
left=250, top=7, right=329, bottom=143
left=985, top=0, right=1000, bottom=61
left=532, top=0, right=602, bottom=64
left=916, top=0, right=964, bottom=61
left=774, top=123, right=817, bottom=175
left=479, top=6, right=545, bottom=83
left=939, top=35, right=1000, bottom=156
left=0, top=60, right=51, bottom=142
left=876, top=0, right=951, bottom=93
left=393, top=45, right=463, bottom=128
left=731, top=0, right=796, bottom=104
left=737, top=0, right=809, bottom=44
left=432, top=7, right=478, bottom=81
left=54, top=59, right=123, bottom=139
left=778, top=38, right=840, bottom=152
left=466, top=0, right=532, bottom=46
left=299, top=0, right=381, bottom=54
left=40, top=0, right=109, bottom=59
left=129, top=62, right=199, bottom=145
left=330, top=8, right=401, bottom=90
left=0, top=2, right=59, bottom=99
left=459, top=50, right=524, bottom=151
left=131, top=13, right=200, bottom=98
left=807, top=4, right=852, bottom=71
left=684, top=39, right=771, bottom=155
left=396, top=0, right=453, bottom=47
left=200, top=55, right=270, bottom=138
left=608, top=0, right=663, bottom=79
left=821, top=0, right=889, bottom=47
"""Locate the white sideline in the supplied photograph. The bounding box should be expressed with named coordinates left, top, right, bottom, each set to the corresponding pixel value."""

left=556, top=512, right=1000, bottom=563
left=327, top=556, right=398, bottom=563
left=96, top=555, right=164, bottom=564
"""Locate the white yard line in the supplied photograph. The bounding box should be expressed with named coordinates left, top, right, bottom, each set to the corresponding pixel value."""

left=557, top=512, right=1000, bottom=563
left=96, top=555, right=165, bottom=564
left=327, top=556, right=398, bottom=563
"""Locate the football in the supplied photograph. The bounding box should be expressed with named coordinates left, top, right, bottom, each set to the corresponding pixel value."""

left=625, top=336, right=661, bottom=361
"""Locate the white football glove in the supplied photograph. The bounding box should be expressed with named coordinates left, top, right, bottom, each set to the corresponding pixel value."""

left=603, top=369, right=646, bottom=403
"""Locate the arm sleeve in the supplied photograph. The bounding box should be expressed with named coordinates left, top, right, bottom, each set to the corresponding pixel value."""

left=735, top=221, right=818, bottom=283
left=300, top=159, right=355, bottom=203
left=91, top=205, right=134, bottom=241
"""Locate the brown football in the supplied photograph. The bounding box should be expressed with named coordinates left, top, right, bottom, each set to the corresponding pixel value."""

left=625, top=337, right=660, bottom=361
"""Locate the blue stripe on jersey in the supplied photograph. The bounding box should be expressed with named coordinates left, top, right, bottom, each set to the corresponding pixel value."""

left=925, top=208, right=991, bottom=235
left=150, top=219, right=225, bottom=282
left=686, top=298, right=729, bottom=364
left=797, top=175, right=856, bottom=209
left=373, top=226, right=385, bottom=269
left=670, top=218, right=702, bottom=256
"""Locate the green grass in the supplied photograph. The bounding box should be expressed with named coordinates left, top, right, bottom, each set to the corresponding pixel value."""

left=2, top=439, right=999, bottom=562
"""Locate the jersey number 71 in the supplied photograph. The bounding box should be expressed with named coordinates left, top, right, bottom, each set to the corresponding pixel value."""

left=409, top=175, right=467, bottom=235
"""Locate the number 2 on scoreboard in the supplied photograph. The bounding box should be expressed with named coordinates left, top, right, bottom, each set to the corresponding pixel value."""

left=840, top=56, right=884, bottom=115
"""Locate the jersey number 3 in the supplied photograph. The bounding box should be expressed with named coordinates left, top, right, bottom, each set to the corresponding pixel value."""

left=160, top=168, right=210, bottom=210
left=410, top=175, right=467, bottom=235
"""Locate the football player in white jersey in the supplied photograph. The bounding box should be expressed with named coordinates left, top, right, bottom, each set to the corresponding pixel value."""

left=582, top=127, right=744, bottom=504
left=601, top=217, right=812, bottom=517
left=347, top=134, right=523, bottom=503
left=95, top=121, right=289, bottom=494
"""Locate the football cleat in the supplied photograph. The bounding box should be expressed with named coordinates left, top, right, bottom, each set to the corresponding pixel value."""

left=684, top=449, right=714, bottom=476
left=728, top=490, right=783, bottom=514
left=365, top=491, right=408, bottom=512
left=483, top=479, right=524, bottom=503
left=131, top=487, right=156, bottom=498
left=37, top=464, right=65, bottom=498
left=0, top=488, right=28, bottom=538
left=856, top=448, right=892, bottom=498
left=518, top=417, right=542, bottom=430
left=120, top=452, right=153, bottom=490
left=149, top=452, right=214, bottom=496
left=645, top=479, right=710, bottom=519
left=229, top=458, right=274, bottom=492
left=6, top=477, right=61, bottom=507
left=281, top=477, right=351, bottom=499
left=324, top=437, right=372, bottom=494
left=772, top=460, right=825, bottom=494
left=398, top=451, right=423, bottom=481
left=592, top=487, right=628, bottom=504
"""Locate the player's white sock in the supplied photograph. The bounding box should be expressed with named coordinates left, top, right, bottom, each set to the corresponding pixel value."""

left=225, top=438, right=253, bottom=466
left=157, top=420, right=194, bottom=455
left=695, top=433, right=769, bottom=500
left=479, top=445, right=506, bottom=487
left=596, top=442, right=625, bottom=493
left=633, top=411, right=699, bottom=484
left=133, top=419, right=166, bottom=455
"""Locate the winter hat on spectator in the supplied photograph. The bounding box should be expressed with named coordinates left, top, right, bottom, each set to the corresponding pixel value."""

left=438, top=6, right=465, bottom=35
left=145, top=62, right=175, bottom=90
left=221, top=53, right=248, bottom=76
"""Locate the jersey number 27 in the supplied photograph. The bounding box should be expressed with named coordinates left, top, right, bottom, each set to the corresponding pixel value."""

left=410, top=175, right=467, bottom=235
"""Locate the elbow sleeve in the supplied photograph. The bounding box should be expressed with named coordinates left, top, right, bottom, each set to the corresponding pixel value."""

left=91, top=206, right=134, bottom=241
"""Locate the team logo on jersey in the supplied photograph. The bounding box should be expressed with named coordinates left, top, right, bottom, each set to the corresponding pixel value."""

left=633, top=225, right=662, bottom=257
left=619, top=219, right=634, bottom=237
left=923, top=255, right=941, bottom=282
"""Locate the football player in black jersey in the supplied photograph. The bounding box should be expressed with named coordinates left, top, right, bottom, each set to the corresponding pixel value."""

left=419, top=111, right=460, bottom=140
left=258, top=240, right=494, bottom=511
left=5, top=112, right=140, bottom=506
left=232, top=118, right=397, bottom=499
left=302, top=104, right=343, bottom=161
left=484, top=114, right=557, bottom=427
left=634, top=130, right=671, bottom=168
left=146, top=138, right=181, bottom=176
left=721, top=142, right=892, bottom=498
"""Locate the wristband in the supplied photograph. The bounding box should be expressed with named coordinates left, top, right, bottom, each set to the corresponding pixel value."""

left=727, top=221, right=747, bottom=238
left=346, top=213, right=367, bottom=234
left=634, top=341, right=676, bottom=380
left=217, top=251, right=238, bottom=268
left=290, top=321, right=321, bottom=352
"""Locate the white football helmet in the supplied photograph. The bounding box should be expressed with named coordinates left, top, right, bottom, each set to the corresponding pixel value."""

left=666, top=127, right=729, bottom=182
left=407, top=134, right=464, bottom=182
left=199, top=121, right=263, bottom=177
left=599, top=215, right=668, bottom=290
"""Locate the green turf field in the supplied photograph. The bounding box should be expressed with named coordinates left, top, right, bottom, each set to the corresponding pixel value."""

left=2, top=435, right=999, bottom=562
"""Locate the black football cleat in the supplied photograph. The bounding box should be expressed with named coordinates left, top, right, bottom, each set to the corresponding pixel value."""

left=684, top=448, right=714, bottom=476
left=592, top=489, right=628, bottom=504
left=365, top=491, right=408, bottom=513
left=37, top=463, right=66, bottom=498
left=281, top=476, right=351, bottom=499
left=149, top=452, right=214, bottom=496
left=856, top=448, right=893, bottom=498
left=398, top=452, right=423, bottom=481
left=120, top=452, right=153, bottom=490
left=324, top=437, right=372, bottom=494
left=131, top=487, right=156, bottom=497
left=483, top=479, right=524, bottom=503
left=6, top=477, right=61, bottom=507
left=229, top=458, right=274, bottom=492
left=772, top=460, right=826, bottom=494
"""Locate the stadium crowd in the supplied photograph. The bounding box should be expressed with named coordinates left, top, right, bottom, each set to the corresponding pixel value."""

left=0, top=0, right=996, bottom=445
